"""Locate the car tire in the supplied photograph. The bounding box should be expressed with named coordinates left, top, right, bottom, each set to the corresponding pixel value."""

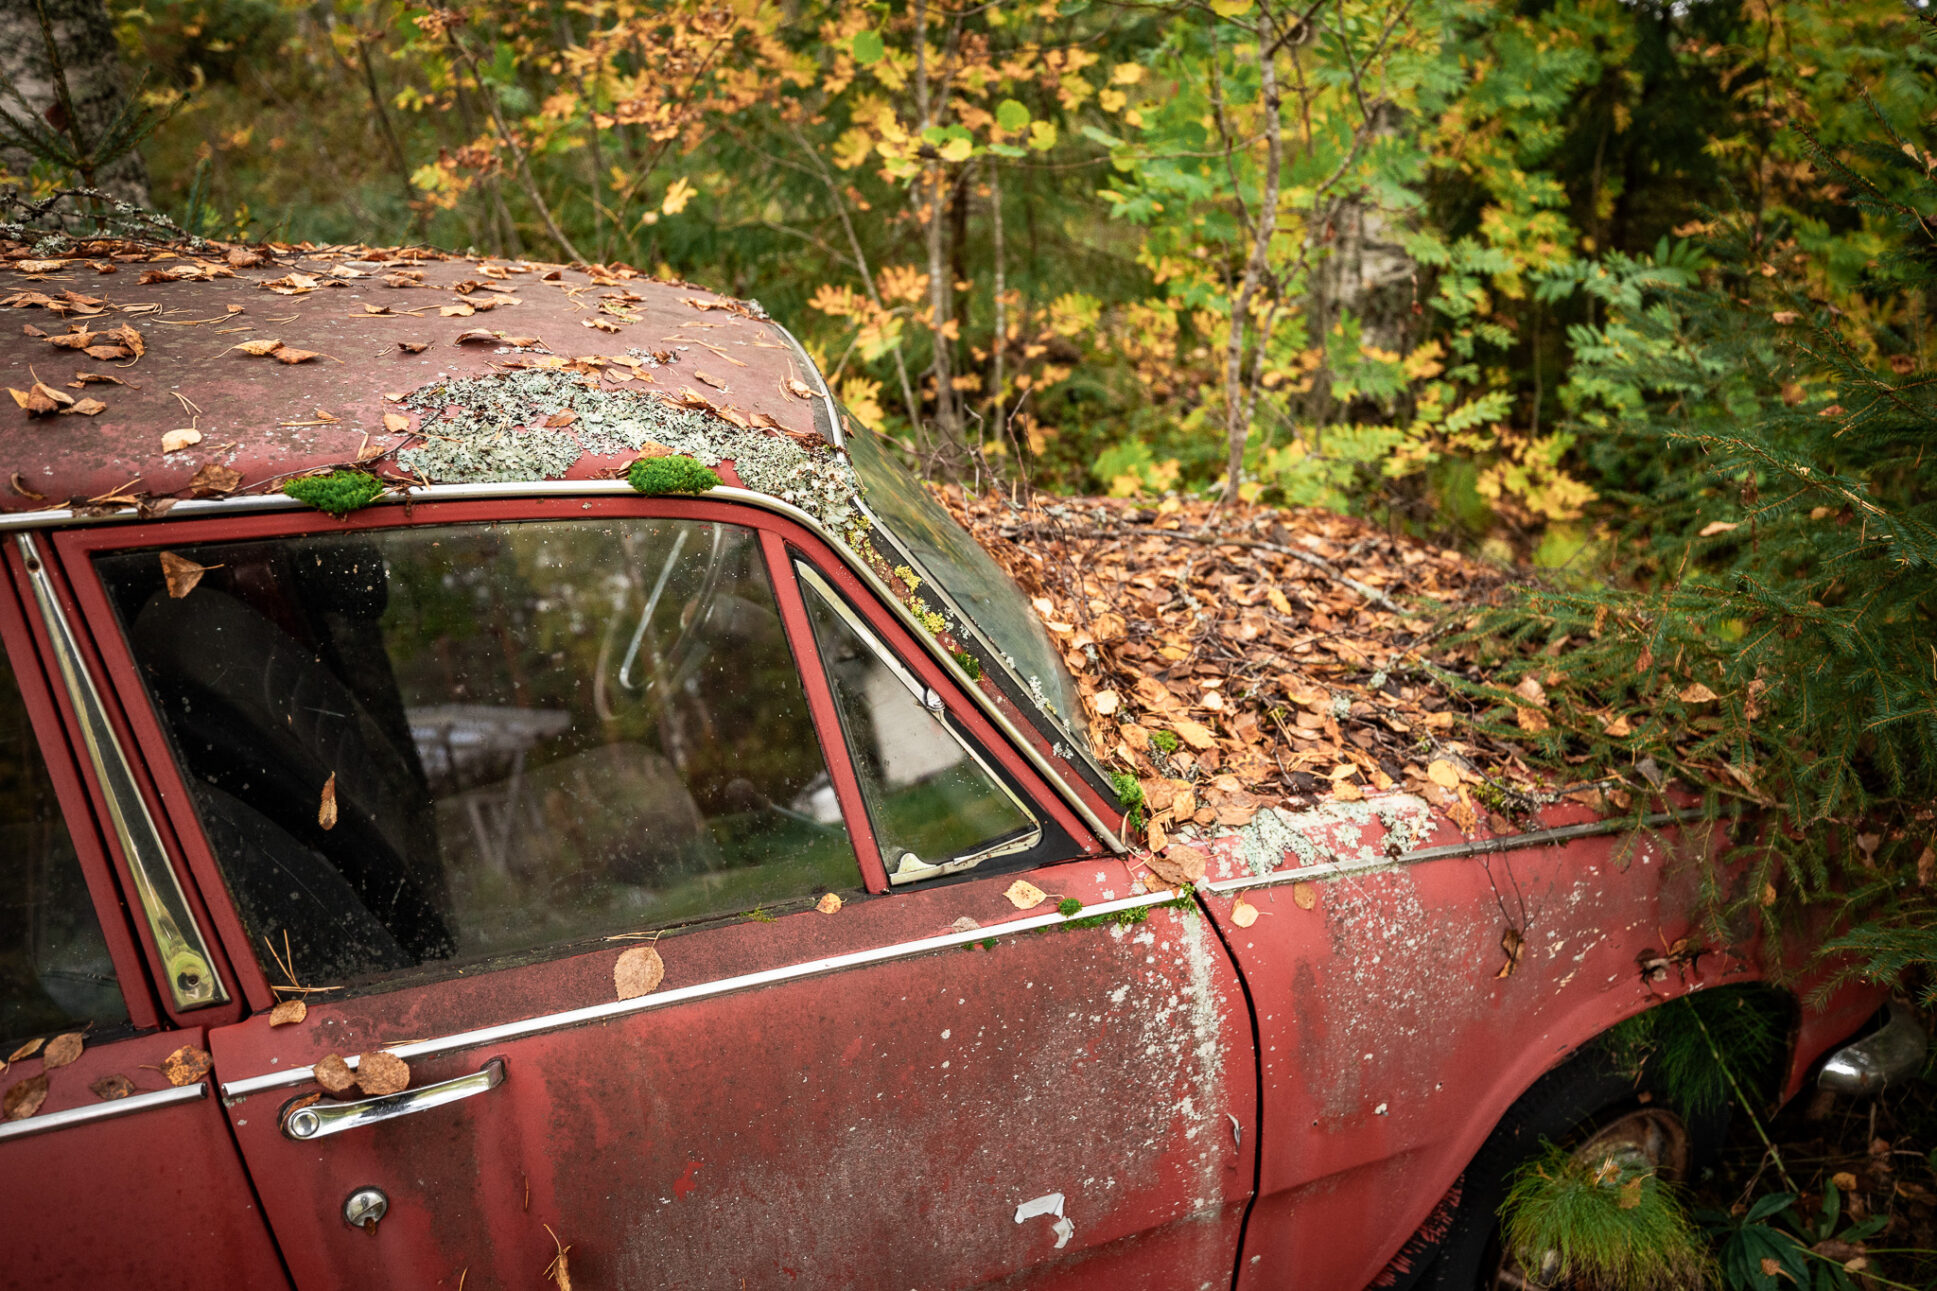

left=1405, top=1043, right=1729, bottom=1291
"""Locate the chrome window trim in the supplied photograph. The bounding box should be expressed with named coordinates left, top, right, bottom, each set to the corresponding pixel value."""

left=0, top=1080, right=207, bottom=1143
left=15, top=533, right=228, bottom=1010
left=220, top=888, right=1179, bottom=1099
left=1202, top=809, right=1705, bottom=895
left=794, top=560, right=1042, bottom=882
left=5, top=479, right=1124, bottom=852
left=767, top=318, right=845, bottom=450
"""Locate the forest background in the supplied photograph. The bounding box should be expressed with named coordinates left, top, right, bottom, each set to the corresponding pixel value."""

left=4, top=0, right=1937, bottom=1281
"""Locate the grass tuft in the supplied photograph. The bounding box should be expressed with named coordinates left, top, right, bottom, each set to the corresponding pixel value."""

left=1501, top=1141, right=1715, bottom=1290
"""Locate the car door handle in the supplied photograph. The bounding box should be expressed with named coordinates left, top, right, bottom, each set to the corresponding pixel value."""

left=281, top=1058, right=506, bottom=1142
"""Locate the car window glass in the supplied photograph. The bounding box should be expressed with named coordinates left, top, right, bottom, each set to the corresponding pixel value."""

left=0, top=641, right=127, bottom=1047
left=795, top=564, right=1037, bottom=883
left=95, top=519, right=859, bottom=993
left=843, top=423, right=1088, bottom=749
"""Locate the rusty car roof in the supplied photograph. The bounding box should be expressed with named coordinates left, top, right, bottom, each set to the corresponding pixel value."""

left=1, top=242, right=834, bottom=512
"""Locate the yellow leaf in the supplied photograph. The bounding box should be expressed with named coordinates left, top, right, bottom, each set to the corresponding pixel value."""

left=1004, top=879, right=1047, bottom=910
left=815, top=892, right=843, bottom=915
left=1426, top=759, right=1461, bottom=789
left=1027, top=120, right=1057, bottom=152
left=1231, top=898, right=1259, bottom=928
left=661, top=177, right=697, bottom=216
left=938, top=135, right=973, bottom=163
left=1172, top=718, right=1216, bottom=750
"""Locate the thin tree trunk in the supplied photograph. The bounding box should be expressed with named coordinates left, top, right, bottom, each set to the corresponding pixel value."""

left=913, top=0, right=959, bottom=446
left=990, top=158, right=1008, bottom=455
left=449, top=33, right=586, bottom=264
left=1222, top=17, right=1284, bottom=504
left=0, top=0, right=149, bottom=205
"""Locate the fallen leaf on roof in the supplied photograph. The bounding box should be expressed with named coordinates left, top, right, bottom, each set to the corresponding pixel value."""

left=500, top=335, right=541, bottom=348
left=68, top=397, right=106, bottom=416
left=383, top=412, right=410, bottom=433
left=42, top=1032, right=82, bottom=1068
left=583, top=316, right=622, bottom=332
left=20, top=323, right=45, bottom=337
left=228, top=248, right=263, bottom=268
left=314, top=1054, right=357, bottom=1098
left=16, top=259, right=69, bottom=274
left=9, top=1038, right=43, bottom=1062
left=454, top=329, right=500, bottom=344
left=160, top=1045, right=212, bottom=1086
left=188, top=462, right=242, bottom=496
left=1172, top=718, right=1216, bottom=751
left=4, top=1074, right=48, bottom=1120
left=72, top=371, right=125, bottom=386
left=816, top=892, right=844, bottom=914
left=1004, top=879, right=1048, bottom=910
left=90, top=1074, right=135, bottom=1101
left=545, top=1226, right=573, bottom=1290
left=82, top=344, right=128, bottom=360
left=105, top=325, right=143, bottom=358
left=262, top=272, right=319, bottom=294
left=269, top=999, right=307, bottom=1027
left=783, top=378, right=814, bottom=399
left=45, top=330, right=97, bottom=350
left=231, top=338, right=282, bottom=356
left=318, top=773, right=338, bottom=829
left=10, top=382, right=72, bottom=415
left=161, top=428, right=201, bottom=452
left=1426, top=760, right=1461, bottom=789
left=397, top=339, right=430, bottom=354
left=695, top=371, right=727, bottom=390
left=362, top=303, right=390, bottom=315
left=273, top=346, right=321, bottom=364
left=543, top=410, right=577, bottom=428
left=1292, top=882, right=1318, bottom=910
left=1231, top=897, right=1259, bottom=927
left=160, top=551, right=216, bottom=598
left=354, top=1051, right=410, bottom=1097
left=440, top=303, right=475, bottom=317
left=614, top=944, right=665, bottom=1000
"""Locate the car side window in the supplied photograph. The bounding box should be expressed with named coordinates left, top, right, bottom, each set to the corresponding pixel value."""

left=795, top=563, right=1040, bottom=884
left=0, top=639, right=127, bottom=1047
left=94, top=518, right=860, bottom=993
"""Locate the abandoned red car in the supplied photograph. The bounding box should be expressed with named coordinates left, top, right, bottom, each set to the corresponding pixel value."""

left=0, top=244, right=1918, bottom=1290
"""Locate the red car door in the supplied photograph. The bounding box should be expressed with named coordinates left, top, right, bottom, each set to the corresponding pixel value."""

left=65, top=496, right=1257, bottom=1291
left=0, top=542, right=287, bottom=1290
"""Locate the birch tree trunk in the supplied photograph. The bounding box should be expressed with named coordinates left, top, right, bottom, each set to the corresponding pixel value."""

left=0, top=0, right=151, bottom=205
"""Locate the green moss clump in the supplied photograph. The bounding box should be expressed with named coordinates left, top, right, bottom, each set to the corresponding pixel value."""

left=628, top=455, right=721, bottom=496
left=1057, top=897, right=1084, bottom=917
left=952, top=649, right=983, bottom=680
left=283, top=469, right=385, bottom=517
left=1111, top=772, right=1146, bottom=831
left=1150, top=730, right=1181, bottom=754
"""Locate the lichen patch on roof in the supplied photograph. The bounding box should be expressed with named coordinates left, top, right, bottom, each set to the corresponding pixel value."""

left=0, top=238, right=829, bottom=513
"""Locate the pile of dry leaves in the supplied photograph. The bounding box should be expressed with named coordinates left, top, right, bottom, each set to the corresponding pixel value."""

left=945, top=489, right=1567, bottom=840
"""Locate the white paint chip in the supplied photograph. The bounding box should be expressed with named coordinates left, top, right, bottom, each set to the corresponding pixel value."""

left=1051, top=1217, right=1075, bottom=1248
left=1014, top=1192, right=1065, bottom=1224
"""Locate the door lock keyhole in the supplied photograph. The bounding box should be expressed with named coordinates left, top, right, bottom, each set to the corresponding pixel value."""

left=343, top=1186, right=388, bottom=1233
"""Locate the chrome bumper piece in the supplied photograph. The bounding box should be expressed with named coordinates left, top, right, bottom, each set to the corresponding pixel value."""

left=1818, top=1002, right=1928, bottom=1097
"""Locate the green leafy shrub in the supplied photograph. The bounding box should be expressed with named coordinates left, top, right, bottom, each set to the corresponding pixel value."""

left=628, top=455, right=720, bottom=496
left=283, top=469, right=384, bottom=516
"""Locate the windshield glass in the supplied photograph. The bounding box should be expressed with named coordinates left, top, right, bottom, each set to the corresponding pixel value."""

left=843, top=426, right=1088, bottom=751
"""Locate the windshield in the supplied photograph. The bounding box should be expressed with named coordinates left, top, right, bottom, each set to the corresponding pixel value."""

left=843, top=426, right=1089, bottom=753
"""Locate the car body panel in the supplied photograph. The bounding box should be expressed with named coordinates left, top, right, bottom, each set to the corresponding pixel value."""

left=0, top=1025, right=290, bottom=1291
left=1192, top=798, right=1884, bottom=1290
left=209, top=858, right=1255, bottom=1290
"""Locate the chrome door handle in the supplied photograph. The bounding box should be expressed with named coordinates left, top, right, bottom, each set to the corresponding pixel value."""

left=282, top=1058, right=505, bottom=1141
